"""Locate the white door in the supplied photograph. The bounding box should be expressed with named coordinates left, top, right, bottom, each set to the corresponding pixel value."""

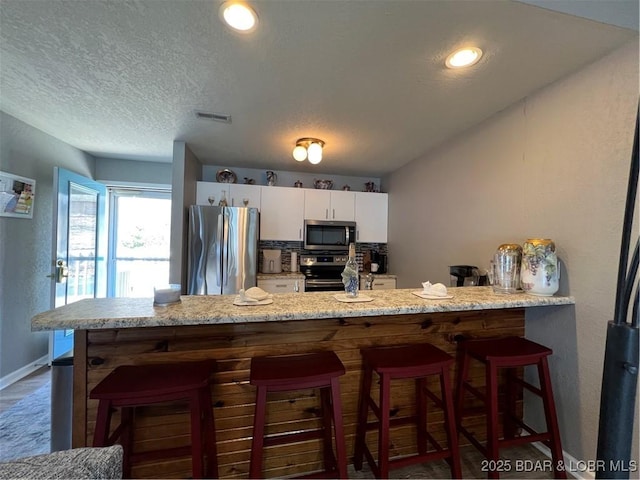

left=50, top=168, right=107, bottom=361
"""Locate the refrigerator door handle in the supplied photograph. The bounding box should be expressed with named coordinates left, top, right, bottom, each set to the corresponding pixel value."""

left=216, top=213, right=224, bottom=288
left=223, top=210, right=230, bottom=288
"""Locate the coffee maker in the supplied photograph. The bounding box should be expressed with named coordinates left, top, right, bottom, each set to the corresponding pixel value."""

left=370, top=250, right=387, bottom=274
left=449, top=265, right=487, bottom=286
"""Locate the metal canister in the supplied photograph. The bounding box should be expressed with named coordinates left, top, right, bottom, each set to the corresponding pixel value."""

left=492, top=244, right=522, bottom=294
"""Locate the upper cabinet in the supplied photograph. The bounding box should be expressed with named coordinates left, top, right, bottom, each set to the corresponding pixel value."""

left=355, top=192, right=388, bottom=243
left=260, top=186, right=304, bottom=241
left=195, top=181, right=387, bottom=244
left=228, top=184, right=261, bottom=208
left=196, top=181, right=225, bottom=206
left=196, top=182, right=261, bottom=208
left=304, top=190, right=355, bottom=221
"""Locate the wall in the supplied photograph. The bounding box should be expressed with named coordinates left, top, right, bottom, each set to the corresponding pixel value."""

left=169, top=142, right=201, bottom=288
left=202, top=165, right=382, bottom=193
left=95, top=157, right=171, bottom=187
left=0, top=112, right=95, bottom=380
left=387, top=41, right=638, bottom=465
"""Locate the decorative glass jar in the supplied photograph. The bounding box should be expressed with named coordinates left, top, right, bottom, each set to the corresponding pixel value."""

left=521, top=238, right=559, bottom=296
left=492, top=244, right=522, bottom=294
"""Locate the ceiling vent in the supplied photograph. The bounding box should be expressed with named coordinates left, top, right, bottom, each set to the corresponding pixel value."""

left=195, top=111, right=232, bottom=123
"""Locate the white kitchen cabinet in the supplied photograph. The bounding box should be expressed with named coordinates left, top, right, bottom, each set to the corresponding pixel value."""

left=260, top=186, right=304, bottom=241
left=304, top=190, right=355, bottom=221
left=371, top=277, right=396, bottom=290
left=360, top=275, right=396, bottom=290
left=257, top=278, right=303, bottom=293
left=196, top=182, right=226, bottom=206
left=227, top=184, right=261, bottom=208
left=355, top=192, right=388, bottom=243
left=196, top=182, right=261, bottom=208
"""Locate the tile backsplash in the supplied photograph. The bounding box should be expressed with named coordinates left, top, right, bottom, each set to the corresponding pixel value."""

left=259, top=240, right=387, bottom=272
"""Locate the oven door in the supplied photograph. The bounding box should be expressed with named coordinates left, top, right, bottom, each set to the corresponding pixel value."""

left=304, top=220, right=356, bottom=251
left=305, top=278, right=345, bottom=292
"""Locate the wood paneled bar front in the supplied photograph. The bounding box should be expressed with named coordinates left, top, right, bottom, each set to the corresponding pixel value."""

left=32, top=287, right=574, bottom=479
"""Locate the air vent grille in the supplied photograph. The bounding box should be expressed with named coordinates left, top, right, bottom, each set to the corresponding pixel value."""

left=195, top=111, right=232, bottom=123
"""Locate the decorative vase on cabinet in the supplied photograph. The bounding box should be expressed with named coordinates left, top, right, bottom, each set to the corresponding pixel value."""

left=521, top=238, right=559, bottom=296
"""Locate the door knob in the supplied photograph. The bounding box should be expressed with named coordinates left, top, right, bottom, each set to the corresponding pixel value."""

left=47, top=260, right=69, bottom=283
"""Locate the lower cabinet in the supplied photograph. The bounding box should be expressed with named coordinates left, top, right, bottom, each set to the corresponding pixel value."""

left=371, top=277, right=397, bottom=290
left=257, top=278, right=304, bottom=293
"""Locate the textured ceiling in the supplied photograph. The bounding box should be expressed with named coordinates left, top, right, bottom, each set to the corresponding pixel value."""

left=0, top=1, right=637, bottom=176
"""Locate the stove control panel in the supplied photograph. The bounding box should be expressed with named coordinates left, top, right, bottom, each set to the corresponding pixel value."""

left=300, top=254, right=348, bottom=267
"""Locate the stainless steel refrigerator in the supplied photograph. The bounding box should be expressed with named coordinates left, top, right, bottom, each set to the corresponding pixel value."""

left=187, top=205, right=259, bottom=295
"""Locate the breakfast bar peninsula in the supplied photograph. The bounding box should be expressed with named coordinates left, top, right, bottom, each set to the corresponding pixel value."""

left=32, top=287, right=574, bottom=479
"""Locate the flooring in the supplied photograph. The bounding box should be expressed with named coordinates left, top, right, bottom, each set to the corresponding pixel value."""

left=0, top=368, right=569, bottom=478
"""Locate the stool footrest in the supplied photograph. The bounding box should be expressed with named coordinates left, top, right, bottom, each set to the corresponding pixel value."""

left=500, top=432, right=550, bottom=448
left=423, top=385, right=444, bottom=407
left=361, top=414, right=419, bottom=432
left=458, top=424, right=488, bottom=456
left=512, top=376, right=543, bottom=397
left=390, top=449, right=454, bottom=470
left=106, top=421, right=128, bottom=446
left=359, top=442, right=454, bottom=475
left=463, top=381, right=486, bottom=401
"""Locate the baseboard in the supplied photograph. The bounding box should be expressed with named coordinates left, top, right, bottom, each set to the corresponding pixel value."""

left=532, top=441, right=594, bottom=480
left=0, top=355, right=49, bottom=390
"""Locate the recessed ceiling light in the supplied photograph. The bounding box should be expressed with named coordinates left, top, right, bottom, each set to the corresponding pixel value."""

left=219, top=1, right=258, bottom=33
left=445, top=47, right=483, bottom=69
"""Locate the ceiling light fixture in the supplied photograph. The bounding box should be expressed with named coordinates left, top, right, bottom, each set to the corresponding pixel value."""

left=445, top=47, right=483, bottom=69
left=293, top=138, right=325, bottom=165
left=219, top=1, right=258, bottom=32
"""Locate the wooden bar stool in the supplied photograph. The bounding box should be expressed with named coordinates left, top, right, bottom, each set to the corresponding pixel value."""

left=353, top=343, right=462, bottom=479
left=249, top=351, right=348, bottom=479
left=455, top=336, right=565, bottom=479
left=90, top=360, right=218, bottom=479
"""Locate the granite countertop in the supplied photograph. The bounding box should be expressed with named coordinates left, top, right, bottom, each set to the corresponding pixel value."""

left=360, top=273, right=397, bottom=279
left=257, top=272, right=305, bottom=279
left=32, top=287, right=574, bottom=332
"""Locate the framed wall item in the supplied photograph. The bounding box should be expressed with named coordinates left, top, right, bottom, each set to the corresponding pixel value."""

left=0, top=171, right=36, bottom=218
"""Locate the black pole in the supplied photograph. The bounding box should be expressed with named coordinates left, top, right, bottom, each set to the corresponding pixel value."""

left=596, top=106, right=640, bottom=479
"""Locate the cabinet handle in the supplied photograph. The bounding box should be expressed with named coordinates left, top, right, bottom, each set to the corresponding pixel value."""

left=357, top=230, right=360, bottom=240
left=275, top=284, right=287, bottom=288
left=299, top=228, right=302, bottom=239
left=332, top=209, right=335, bottom=219
left=325, top=208, right=328, bottom=219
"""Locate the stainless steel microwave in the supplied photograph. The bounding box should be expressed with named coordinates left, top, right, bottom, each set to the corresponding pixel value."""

left=304, top=220, right=356, bottom=251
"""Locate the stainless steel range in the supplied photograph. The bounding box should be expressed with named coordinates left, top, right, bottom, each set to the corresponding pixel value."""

left=300, top=254, right=349, bottom=292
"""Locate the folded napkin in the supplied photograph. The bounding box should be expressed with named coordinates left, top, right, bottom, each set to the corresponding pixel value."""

left=421, top=281, right=449, bottom=297
left=239, top=287, right=271, bottom=302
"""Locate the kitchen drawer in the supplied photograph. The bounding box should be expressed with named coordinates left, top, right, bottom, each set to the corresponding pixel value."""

left=257, top=278, right=303, bottom=294
left=371, top=278, right=396, bottom=290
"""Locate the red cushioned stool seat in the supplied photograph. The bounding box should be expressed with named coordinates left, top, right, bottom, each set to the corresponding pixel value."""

left=249, top=351, right=347, bottom=479
left=90, top=360, right=218, bottom=479
left=353, top=343, right=462, bottom=479
left=456, top=336, right=565, bottom=479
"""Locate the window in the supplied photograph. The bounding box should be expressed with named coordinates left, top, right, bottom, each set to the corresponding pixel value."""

left=108, top=189, right=171, bottom=297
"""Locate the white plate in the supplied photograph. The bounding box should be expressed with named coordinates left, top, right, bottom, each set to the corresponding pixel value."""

left=333, top=294, right=373, bottom=303
left=411, top=291, right=454, bottom=300
left=233, top=297, right=273, bottom=306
